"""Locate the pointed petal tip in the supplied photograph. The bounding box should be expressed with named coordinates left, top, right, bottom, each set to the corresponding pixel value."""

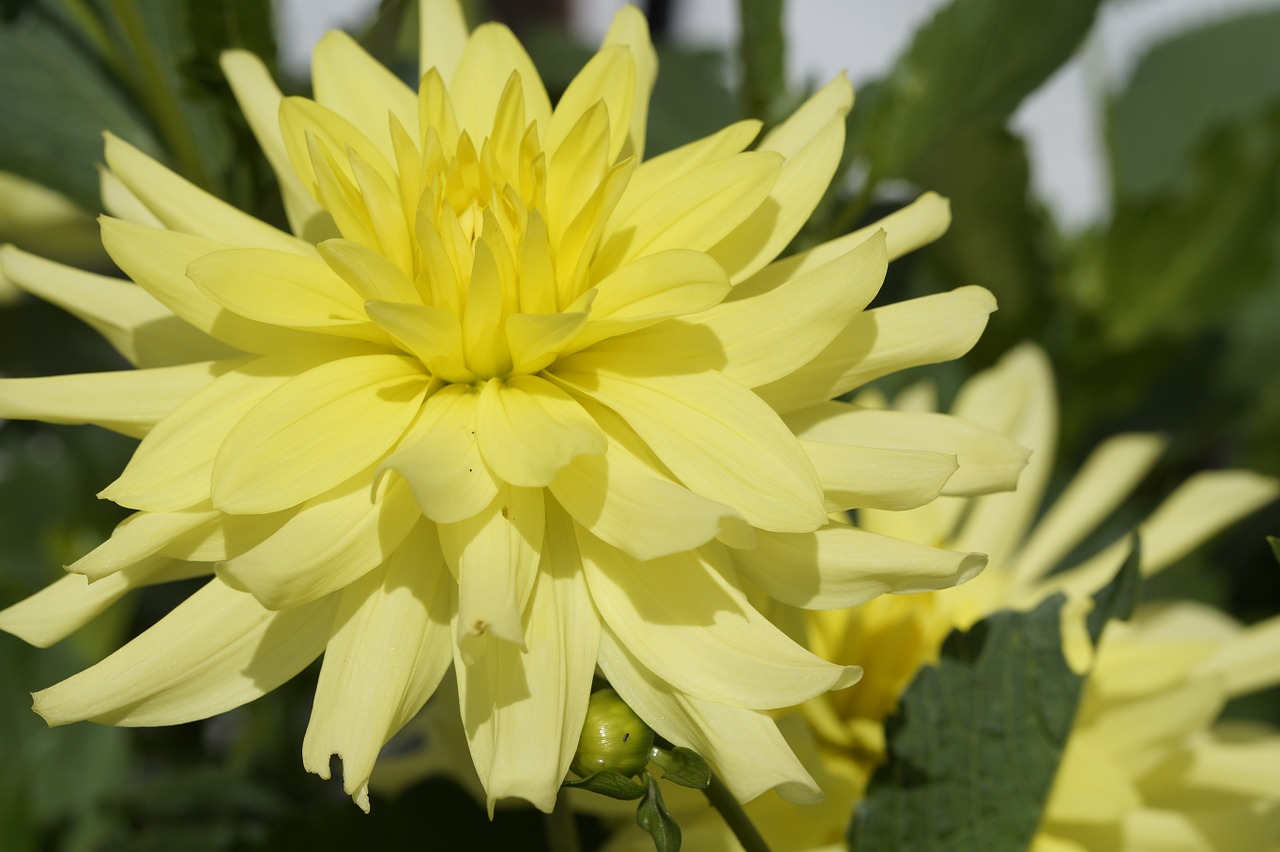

left=833, top=664, right=863, bottom=691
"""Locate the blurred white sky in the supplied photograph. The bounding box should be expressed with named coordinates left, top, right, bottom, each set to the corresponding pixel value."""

left=279, top=0, right=1280, bottom=229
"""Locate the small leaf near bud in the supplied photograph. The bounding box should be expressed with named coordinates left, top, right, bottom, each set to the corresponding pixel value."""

left=571, top=688, right=655, bottom=779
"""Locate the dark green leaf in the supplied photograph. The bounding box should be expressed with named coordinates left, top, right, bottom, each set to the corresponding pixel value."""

left=851, top=0, right=1101, bottom=179
left=1086, top=536, right=1141, bottom=640
left=561, top=770, right=647, bottom=801
left=737, top=0, right=788, bottom=127
left=635, top=772, right=681, bottom=852
left=850, top=550, right=1141, bottom=851
left=0, top=16, right=160, bottom=208
left=650, top=746, right=711, bottom=790
left=181, top=0, right=277, bottom=80
left=1110, top=9, right=1280, bottom=200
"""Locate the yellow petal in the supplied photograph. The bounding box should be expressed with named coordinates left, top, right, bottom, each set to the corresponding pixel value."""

left=312, top=30, right=419, bottom=164
left=757, top=286, right=996, bottom=413
left=212, top=354, right=428, bottom=513
left=364, top=300, right=470, bottom=381
left=187, top=247, right=389, bottom=343
left=99, top=164, right=162, bottom=227
left=381, top=384, right=498, bottom=523
left=547, top=45, right=635, bottom=165
left=1, top=245, right=237, bottom=368
left=637, top=230, right=886, bottom=388
left=597, top=627, right=822, bottom=803
left=217, top=471, right=421, bottom=610
left=506, top=309, right=591, bottom=375
left=419, top=0, right=469, bottom=80
left=220, top=50, right=331, bottom=242
left=69, top=507, right=220, bottom=580
left=1195, top=614, right=1280, bottom=698
left=549, top=398, right=753, bottom=560
left=554, top=353, right=826, bottom=532
left=709, top=76, right=853, bottom=283
left=731, top=523, right=986, bottom=610
left=475, top=376, right=605, bottom=487
left=0, top=360, right=225, bottom=439
left=302, top=521, right=453, bottom=812
left=601, top=5, right=656, bottom=160
left=1010, top=432, right=1167, bottom=585
left=104, top=133, right=313, bottom=256
left=580, top=534, right=858, bottom=709
left=279, top=96, right=398, bottom=205
left=439, top=484, right=544, bottom=655
left=101, top=350, right=339, bottom=511
left=801, top=441, right=958, bottom=512
left=449, top=23, right=551, bottom=142
left=0, top=558, right=210, bottom=648
left=594, top=151, right=782, bottom=277
left=455, top=505, right=598, bottom=813
left=33, top=577, right=338, bottom=726
left=318, top=239, right=422, bottom=305
left=100, top=217, right=334, bottom=356
left=1042, top=735, right=1143, bottom=823
left=786, top=402, right=1029, bottom=497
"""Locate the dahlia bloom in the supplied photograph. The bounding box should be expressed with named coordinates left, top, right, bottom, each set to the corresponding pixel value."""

left=600, top=344, right=1279, bottom=850
left=0, top=0, right=1025, bottom=812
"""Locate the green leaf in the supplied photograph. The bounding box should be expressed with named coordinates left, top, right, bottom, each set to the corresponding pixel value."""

left=1068, top=111, right=1280, bottom=348
left=850, top=542, right=1141, bottom=851
left=649, top=746, right=712, bottom=790
left=737, top=0, right=788, bottom=127
left=635, top=772, right=681, bottom=852
left=562, top=770, right=647, bottom=801
left=905, top=124, right=1052, bottom=359
left=1110, top=8, right=1280, bottom=200
left=0, top=15, right=160, bottom=208
left=851, top=0, right=1101, bottom=179
left=1085, top=535, right=1141, bottom=640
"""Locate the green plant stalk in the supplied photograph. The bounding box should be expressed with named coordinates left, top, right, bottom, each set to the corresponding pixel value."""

left=107, top=0, right=213, bottom=191
left=56, top=0, right=131, bottom=80
left=546, top=789, right=583, bottom=852
left=703, top=774, right=771, bottom=852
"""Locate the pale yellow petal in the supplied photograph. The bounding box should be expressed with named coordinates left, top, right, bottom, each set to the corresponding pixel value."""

left=419, top=0, right=468, bottom=80
left=1, top=245, right=238, bottom=368
left=475, top=376, right=605, bottom=487
left=380, top=383, right=499, bottom=523
left=802, top=441, right=958, bottom=512
left=439, top=485, right=544, bottom=654
left=100, top=217, right=335, bottom=355
left=0, top=360, right=225, bottom=439
left=554, top=353, right=826, bottom=532
left=99, top=165, right=162, bottom=226
left=101, top=350, right=339, bottom=511
left=601, top=5, right=656, bottom=160
left=1195, top=615, right=1280, bottom=698
left=1042, top=735, right=1143, bottom=824
left=757, top=286, right=996, bottom=413
left=211, top=354, right=428, bottom=513
left=547, top=45, right=635, bottom=165
left=219, top=50, right=331, bottom=241
left=635, top=231, right=886, bottom=388
left=1139, top=470, right=1279, bottom=575
left=593, top=151, right=782, bottom=278
left=456, top=505, right=598, bottom=813
left=0, top=557, right=210, bottom=648
left=787, top=402, right=1029, bottom=497
left=104, top=133, right=314, bottom=256
left=731, top=523, right=985, bottom=609
left=33, top=577, right=338, bottom=726
left=69, top=507, right=220, bottom=580
left=709, top=76, right=852, bottom=283
left=318, top=239, right=422, bottom=305
left=549, top=398, right=753, bottom=560
left=365, top=300, right=470, bottom=380
left=302, top=521, right=453, bottom=812
left=597, top=627, right=822, bottom=804
left=449, top=23, right=552, bottom=142
left=217, top=471, right=421, bottom=610
left=1010, top=432, right=1167, bottom=585
left=580, top=534, right=858, bottom=709
left=312, top=30, right=418, bottom=164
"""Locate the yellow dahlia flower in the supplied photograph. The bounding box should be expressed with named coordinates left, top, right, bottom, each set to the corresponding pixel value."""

left=600, top=343, right=1279, bottom=850
left=0, top=0, right=1023, bottom=813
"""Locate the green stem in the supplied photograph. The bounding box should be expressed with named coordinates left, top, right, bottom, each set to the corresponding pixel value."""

left=827, top=170, right=880, bottom=240
left=702, top=774, right=771, bottom=852
left=107, top=0, right=213, bottom=191
left=56, top=0, right=130, bottom=80
left=545, top=789, right=583, bottom=852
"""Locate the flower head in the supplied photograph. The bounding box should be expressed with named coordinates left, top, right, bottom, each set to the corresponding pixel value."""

left=600, top=344, right=1278, bottom=849
left=0, top=0, right=1019, bottom=812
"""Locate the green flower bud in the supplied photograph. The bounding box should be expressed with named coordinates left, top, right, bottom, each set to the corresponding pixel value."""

left=571, top=688, right=655, bottom=778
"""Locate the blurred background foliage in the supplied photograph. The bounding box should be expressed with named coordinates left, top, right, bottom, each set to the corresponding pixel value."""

left=0, top=0, right=1275, bottom=848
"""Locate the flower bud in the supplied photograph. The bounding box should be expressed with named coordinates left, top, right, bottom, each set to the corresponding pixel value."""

left=571, top=688, right=655, bottom=778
